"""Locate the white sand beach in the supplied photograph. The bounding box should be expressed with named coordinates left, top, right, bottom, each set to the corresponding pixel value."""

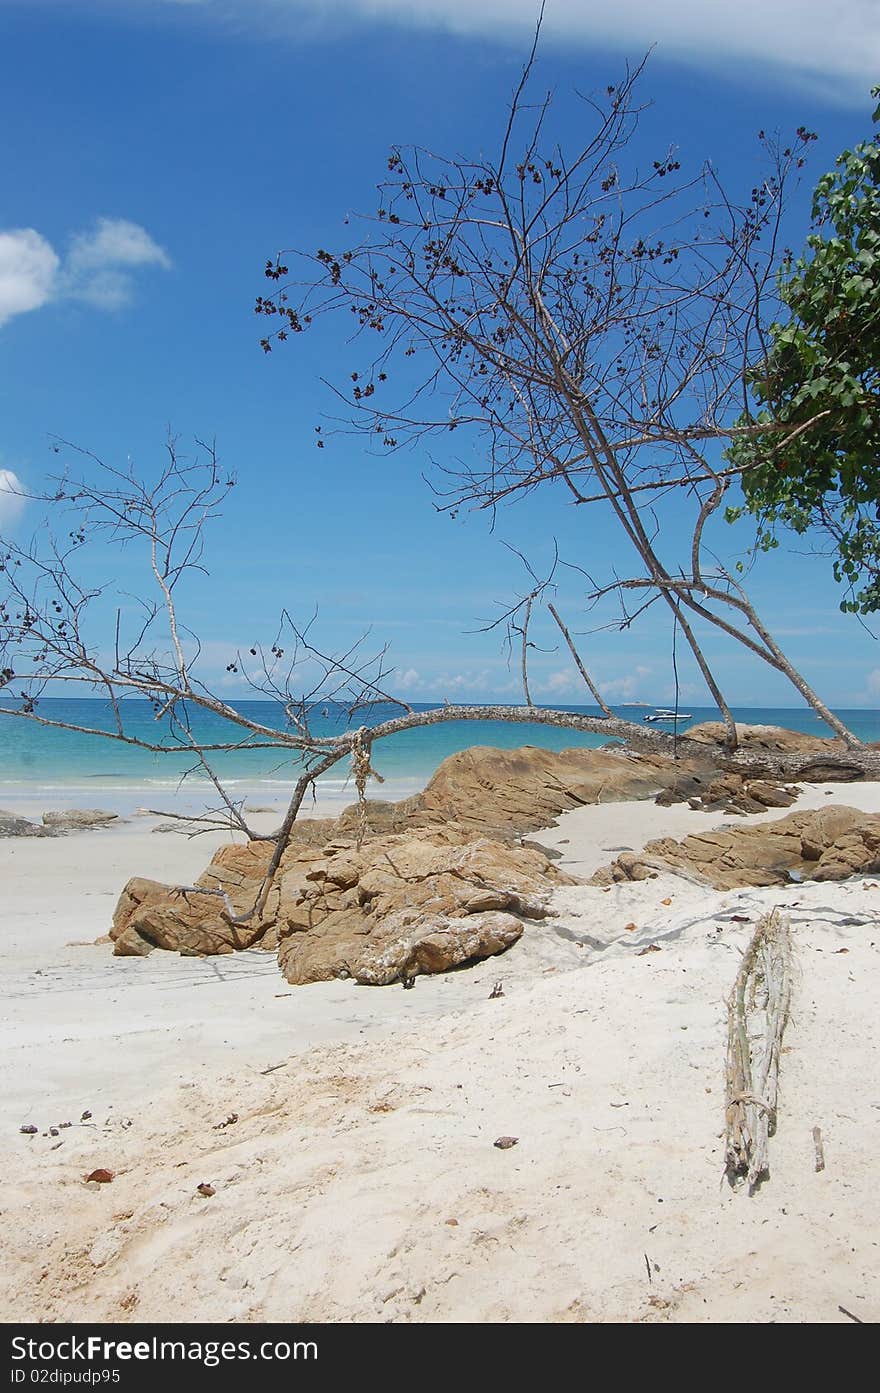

left=1, top=782, right=878, bottom=1324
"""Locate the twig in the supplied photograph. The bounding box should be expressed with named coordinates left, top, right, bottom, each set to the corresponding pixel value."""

left=812, top=1125, right=826, bottom=1173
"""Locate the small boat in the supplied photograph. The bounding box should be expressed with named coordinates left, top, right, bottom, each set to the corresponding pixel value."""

left=643, top=708, right=692, bottom=723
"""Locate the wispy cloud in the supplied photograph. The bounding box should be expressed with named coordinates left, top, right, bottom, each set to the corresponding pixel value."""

left=61, top=218, right=172, bottom=309
left=0, top=468, right=26, bottom=529
left=0, top=218, right=171, bottom=328
left=96, top=0, right=880, bottom=94
left=598, top=664, right=652, bottom=701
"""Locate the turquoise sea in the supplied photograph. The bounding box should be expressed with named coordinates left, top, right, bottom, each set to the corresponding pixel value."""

left=0, top=699, right=878, bottom=815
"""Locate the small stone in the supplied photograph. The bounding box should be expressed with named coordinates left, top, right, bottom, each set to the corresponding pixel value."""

left=494, top=1136, right=519, bottom=1150
left=197, top=1182, right=216, bottom=1198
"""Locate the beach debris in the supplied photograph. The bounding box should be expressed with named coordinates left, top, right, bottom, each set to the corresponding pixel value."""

left=637, top=944, right=661, bottom=956
left=58, top=1121, right=72, bottom=1129
left=724, top=910, right=793, bottom=1192
left=660, top=897, right=672, bottom=906
left=196, top=1182, right=216, bottom=1198
left=85, top=1169, right=115, bottom=1184
left=445, top=1218, right=458, bottom=1226
left=838, top=1305, right=863, bottom=1323
left=812, top=1126, right=826, bottom=1173
left=624, top=922, right=638, bottom=932
left=493, top=1136, right=519, bottom=1150
left=19, top=1124, right=38, bottom=1135
left=489, top=981, right=504, bottom=999
left=213, top=1113, right=239, bottom=1130
left=49, top=1127, right=59, bottom=1137
left=401, top=972, right=416, bottom=989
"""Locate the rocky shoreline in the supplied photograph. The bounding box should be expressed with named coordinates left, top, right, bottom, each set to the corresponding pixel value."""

left=105, top=725, right=880, bottom=986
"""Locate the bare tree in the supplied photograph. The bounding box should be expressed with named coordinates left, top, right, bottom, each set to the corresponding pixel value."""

left=257, top=33, right=854, bottom=749
left=3, top=443, right=879, bottom=932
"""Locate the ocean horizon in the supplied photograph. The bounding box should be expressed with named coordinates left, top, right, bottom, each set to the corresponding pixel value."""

left=0, top=698, right=877, bottom=817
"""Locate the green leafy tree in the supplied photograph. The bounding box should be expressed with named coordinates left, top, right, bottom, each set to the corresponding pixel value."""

left=728, top=91, right=880, bottom=613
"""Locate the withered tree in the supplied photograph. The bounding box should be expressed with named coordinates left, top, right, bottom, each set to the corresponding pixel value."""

left=2, top=50, right=874, bottom=930
left=1, top=439, right=716, bottom=919
left=257, top=41, right=856, bottom=748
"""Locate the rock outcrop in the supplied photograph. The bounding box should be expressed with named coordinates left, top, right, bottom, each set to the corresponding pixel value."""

left=107, top=735, right=876, bottom=983
left=685, top=722, right=873, bottom=780
left=591, top=805, right=880, bottom=890
left=112, top=826, right=573, bottom=983
left=654, top=769, right=801, bottom=815
left=403, top=743, right=713, bottom=837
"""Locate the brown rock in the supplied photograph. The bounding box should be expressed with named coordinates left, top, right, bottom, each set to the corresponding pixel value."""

left=406, top=744, right=709, bottom=838
left=111, top=843, right=278, bottom=957
left=745, top=781, right=797, bottom=809
left=591, top=805, right=880, bottom=890
left=276, top=832, right=566, bottom=984
left=352, top=910, right=524, bottom=986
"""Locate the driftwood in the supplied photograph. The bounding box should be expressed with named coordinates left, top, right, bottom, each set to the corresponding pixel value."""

left=812, top=1125, right=826, bottom=1173
left=724, top=910, right=794, bottom=1192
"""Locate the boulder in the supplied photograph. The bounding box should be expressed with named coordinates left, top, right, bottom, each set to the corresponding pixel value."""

left=42, top=809, right=119, bottom=829
left=0, top=811, right=56, bottom=839
left=591, top=805, right=880, bottom=890
left=111, top=844, right=279, bottom=956
left=352, top=910, right=524, bottom=986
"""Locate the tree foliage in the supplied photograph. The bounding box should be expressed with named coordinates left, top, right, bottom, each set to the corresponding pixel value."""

left=728, top=91, right=880, bottom=614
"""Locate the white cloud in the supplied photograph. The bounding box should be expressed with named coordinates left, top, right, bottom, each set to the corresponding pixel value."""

left=396, top=667, right=422, bottom=692
left=0, top=218, right=171, bottom=326
left=61, top=219, right=172, bottom=310
left=0, top=469, right=26, bottom=529
left=395, top=666, right=506, bottom=697
left=533, top=669, right=578, bottom=698
left=599, top=674, right=639, bottom=700
left=0, top=230, right=59, bottom=328
left=135, top=0, right=880, bottom=93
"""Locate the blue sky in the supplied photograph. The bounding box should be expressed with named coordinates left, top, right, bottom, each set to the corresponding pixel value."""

left=1, top=0, right=879, bottom=708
